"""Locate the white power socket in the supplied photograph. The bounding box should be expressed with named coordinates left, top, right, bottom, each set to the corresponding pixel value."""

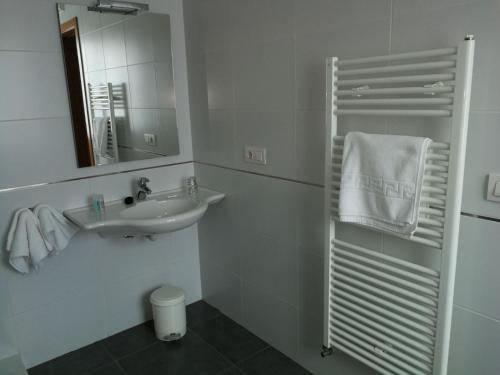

left=244, top=146, right=267, bottom=165
left=486, top=173, right=500, bottom=202
left=144, top=133, right=157, bottom=146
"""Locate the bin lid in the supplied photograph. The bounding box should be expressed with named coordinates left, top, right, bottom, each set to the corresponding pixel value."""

left=150, top=285, right=185, bottom=307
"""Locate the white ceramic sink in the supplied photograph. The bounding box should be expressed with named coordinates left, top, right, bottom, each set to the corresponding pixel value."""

left=64, top=187, right=225, bottom=238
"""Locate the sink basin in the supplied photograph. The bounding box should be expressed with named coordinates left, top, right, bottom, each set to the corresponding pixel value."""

left=64, top=187, right=225, bottom=237
left=120, top=199, right=201, bottom=220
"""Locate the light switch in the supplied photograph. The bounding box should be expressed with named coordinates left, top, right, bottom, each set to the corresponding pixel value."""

left=486, top=173, right=500, bottom=202
left=144, top=133, right=157, bottom=146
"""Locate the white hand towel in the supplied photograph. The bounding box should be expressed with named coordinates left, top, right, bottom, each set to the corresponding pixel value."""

left=33, top=204, right=78, bottom=253
left=6, top=209, right=53, bottom=273
left=339, top=132, right=431, bottom=236
left=93, top=117, right=110, bottom=156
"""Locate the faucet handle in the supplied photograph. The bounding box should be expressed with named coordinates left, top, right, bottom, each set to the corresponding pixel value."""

left=138, top=177, right=150, bottom=186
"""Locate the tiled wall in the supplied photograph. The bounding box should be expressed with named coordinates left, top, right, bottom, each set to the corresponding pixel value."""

left=185, top=0, right=500, bottom=374
left=0, top=0, right=201, bottom=369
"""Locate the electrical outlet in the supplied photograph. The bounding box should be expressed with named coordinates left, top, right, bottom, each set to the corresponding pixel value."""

left=244, top=146, right=267, bottom=165
left=144, top=133, right=157, bottom=146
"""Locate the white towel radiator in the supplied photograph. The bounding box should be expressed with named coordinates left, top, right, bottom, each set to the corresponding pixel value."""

left=322, top=36, right=475, bottom=375
left=88, top=82, right=119, bottom=163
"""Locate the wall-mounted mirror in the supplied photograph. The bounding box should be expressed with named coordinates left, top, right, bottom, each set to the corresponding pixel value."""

left=57, top=3, right=179, bottom=168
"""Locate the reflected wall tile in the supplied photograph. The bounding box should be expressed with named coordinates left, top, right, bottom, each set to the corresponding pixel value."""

left=82, top=31, right=105, bottom=72
left=128, top=63, right=157, bottom=109
left=158, top=109, right=180, bottom=155
left=102, top=23, right=127, bottom=69
left=124, top=14, right=154, bottom=65
left=155, top=61, right=176, bottom=109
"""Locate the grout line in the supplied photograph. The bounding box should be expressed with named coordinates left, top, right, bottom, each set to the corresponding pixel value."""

left=0, top=115, right=69, bottom=124
left=187, top=328, right=237, bottom=369
left=0, top=160, right=194, bottom=193
left=195, top=161, right=324, bottom=188
left=235, top=345, right=271, bottom=366
left=454, top=304, right=500, bottom=324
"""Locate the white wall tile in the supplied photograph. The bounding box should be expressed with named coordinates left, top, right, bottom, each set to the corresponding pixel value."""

left=240, top=233, right=298, bottom=307
left=0, top=118, right=77, bottom=189
left=0, top=0, right=60, bottom=52
left=294, top=23, right=389, bottom=110
left=295, top=184, right=324, bottom=257
left=449, top=307, right=500, bottom=375
left=206, top=49, right=234, bottom=110
left=104, top=263, right=176, bottom=335
left=0, top=52, right=69, bottom=121
left=204, top=110, right=235, bottom=167
left=455, top=216, right=500, bottom=320
left=233, top=39, right=294, bottom=111
left=241, top=281, right=299, bottom=359
left=233, top=110, right=295, bottom=179
left=295, top=110, right=325, bottom=185
left=293, top=0, right=391, bottom=36
left=462, top=113, right=500, bottom=218
left=200, top=260, right=243, bottom=323
left=199, top=0, right=232, bottom=52
left=230, top=0, right=294, bottom=47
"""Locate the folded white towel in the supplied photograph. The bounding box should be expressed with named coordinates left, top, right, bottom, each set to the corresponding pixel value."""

left=6, top=209, right=53, bottom=273
left=33, top=204, right=78, bottom=253
left=339, top=132, right=431, bottom=236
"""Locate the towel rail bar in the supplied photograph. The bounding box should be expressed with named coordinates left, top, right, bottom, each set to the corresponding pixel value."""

left=336, top=47, right=457, bottom=66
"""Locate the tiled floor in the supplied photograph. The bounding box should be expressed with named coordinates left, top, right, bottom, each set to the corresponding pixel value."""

left=28, top=300, right=312, bottom=375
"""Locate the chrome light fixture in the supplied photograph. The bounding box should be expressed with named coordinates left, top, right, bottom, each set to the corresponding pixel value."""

left=88, top=0, right=149, bottom=15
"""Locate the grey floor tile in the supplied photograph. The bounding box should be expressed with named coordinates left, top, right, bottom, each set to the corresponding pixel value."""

left=190, top=315, right=268, bottom=364
left=118, top=330, right=231, bottom=375
left=28, top=342, right=113, bottom=375
left=217, top=366, right=246, bottom=374
left=238, top=348, right=311, bottom=375
left=187, top=300, right=221, bottom=327
left=102, top=321, right=157, bottom=359
left=88, top=363, right=125, bottom=375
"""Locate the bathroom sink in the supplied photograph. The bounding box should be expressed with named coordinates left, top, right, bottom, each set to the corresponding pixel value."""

left=64, top=187, right=225, bottom=238
left=120, top=199, right=201, bottom=220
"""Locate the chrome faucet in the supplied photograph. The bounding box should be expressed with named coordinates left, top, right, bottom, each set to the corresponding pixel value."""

left=137, top=177, right=152, bottom=201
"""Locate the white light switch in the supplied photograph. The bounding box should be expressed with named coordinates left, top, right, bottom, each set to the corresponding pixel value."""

left=244, top=146, right=267, bottom=165
left=144, top=133, right=157, bottom=146
left=486, top=173, right=500, bottom=202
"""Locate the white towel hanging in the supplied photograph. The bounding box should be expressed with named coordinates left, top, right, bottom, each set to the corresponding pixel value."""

left=339, top=131, right=431, bottom=236
left=5, top=208, right=53, bottom=274
left=33, top=204, right=78, bottom=253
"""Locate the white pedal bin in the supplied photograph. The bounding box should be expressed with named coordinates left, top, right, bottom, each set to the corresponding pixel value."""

left=150, top=285, right=186, bottom=341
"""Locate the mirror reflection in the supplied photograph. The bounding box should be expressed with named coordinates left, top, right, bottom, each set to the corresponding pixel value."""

left=57, top=3, right=179, bottom=168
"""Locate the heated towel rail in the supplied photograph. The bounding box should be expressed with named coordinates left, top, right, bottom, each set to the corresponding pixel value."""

left=323, top=36, right=475, bottom=375
left=87, top=82, right=119, bottom=163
